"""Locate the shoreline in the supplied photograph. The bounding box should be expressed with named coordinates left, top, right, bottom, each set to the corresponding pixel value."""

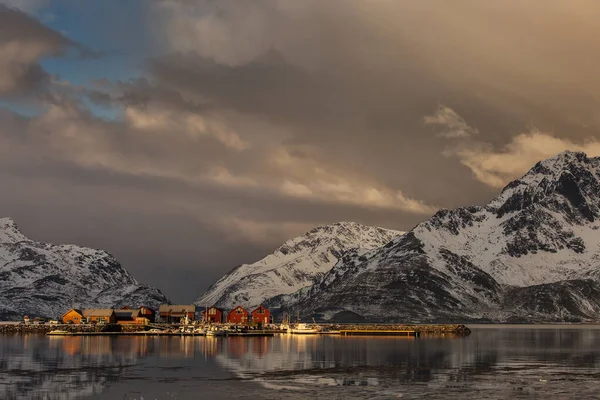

left=0, top=323, right=471, bottom=336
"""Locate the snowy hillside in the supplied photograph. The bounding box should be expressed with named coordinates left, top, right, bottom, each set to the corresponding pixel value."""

left=276, top=151, right=600, bottom=323
left=195, top=221, right=403, bottom=309
left=0, top=218, right=169, bottom=320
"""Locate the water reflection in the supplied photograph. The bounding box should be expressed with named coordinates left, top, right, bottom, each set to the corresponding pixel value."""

left=215, top=328, right=600, bottom=398
left=2, top=327, right=600, bottom=399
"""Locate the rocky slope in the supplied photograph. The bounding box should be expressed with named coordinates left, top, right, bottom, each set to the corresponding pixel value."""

left=195, top=221, right=403, bottom=309
left=0, top=218, right=169, bottom=320
left=274, top=151, right=600, bottom=323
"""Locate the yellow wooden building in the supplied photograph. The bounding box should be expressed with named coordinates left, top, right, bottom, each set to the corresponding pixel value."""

left=62, top=309, right=84, bottom=324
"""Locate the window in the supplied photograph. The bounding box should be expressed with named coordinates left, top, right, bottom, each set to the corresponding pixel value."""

left=236, top=308, right=243, bottom=314
left=209, top=308, right=216, bottom=315
left=256, top=308, right=264, bottom=314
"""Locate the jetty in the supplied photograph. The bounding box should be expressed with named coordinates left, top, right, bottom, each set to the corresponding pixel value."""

left=339, top=329, right=418, bottom=337
left=46, top=330, right=275, bottom=337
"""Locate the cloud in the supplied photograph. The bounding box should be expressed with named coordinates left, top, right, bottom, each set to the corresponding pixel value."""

left=224, top=217, right=317, bottom=246
left=1, top=0, right=47, bottom=13
left=452, top=131, right=600, bottom=188
left=124, top=106, right=248, bottom=151
left=143, top=0, right=600, bottom=214
left=424, top=105, right=479, bottom=138
left=0, top=5, right=105, bottom=98
left=0, top=95, right=436, bottom=215
left=0, top=5, right=71, bottom=95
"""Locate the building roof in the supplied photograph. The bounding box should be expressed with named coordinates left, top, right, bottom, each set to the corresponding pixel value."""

left=159, top=304, right=196, bottom=314
left=62, top=308, right=83, bottom=318
left=252, top=305, right=269, bottom=313
left=114, top=309, right=139, bottom=319
left=228, top=305, right=249, bottom=313
left=82, top=309, right=115, bottom=317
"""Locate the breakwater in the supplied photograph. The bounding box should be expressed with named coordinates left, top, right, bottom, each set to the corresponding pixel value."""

left=0, top=323, right=471, bottom=336
left=0, top=323, right=148, bottom=335
left=324, top=324, right=471, bottom=336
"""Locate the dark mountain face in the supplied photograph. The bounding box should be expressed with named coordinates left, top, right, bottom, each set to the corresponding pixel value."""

left=269, top=152, right=600, bottom=323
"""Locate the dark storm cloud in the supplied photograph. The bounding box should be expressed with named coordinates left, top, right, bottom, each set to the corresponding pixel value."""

left=145, top=0, right=600, bottom=206
left=0, top=4, right=102, bottom=97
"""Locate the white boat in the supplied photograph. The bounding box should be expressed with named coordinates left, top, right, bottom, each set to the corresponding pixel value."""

left=47, top=330, right=70, bottom=335
left=179, top=326, right=195, bottom=334
left=206, top=328, right=227, bottom=337
left=289, top=323, right=319, bottom=334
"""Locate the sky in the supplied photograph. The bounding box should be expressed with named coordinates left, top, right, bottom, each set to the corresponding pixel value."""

left=3, top=0, right=600, bottom=303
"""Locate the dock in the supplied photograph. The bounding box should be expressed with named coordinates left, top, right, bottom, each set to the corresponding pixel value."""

left=227, top=331, right=275, bottom=337
left=46, top=330, right=276, bottom=337
left=339, top=329, right=419, bottom=337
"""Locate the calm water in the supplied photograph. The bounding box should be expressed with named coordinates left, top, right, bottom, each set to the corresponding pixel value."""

left=3, top=325, right=600, bottom=399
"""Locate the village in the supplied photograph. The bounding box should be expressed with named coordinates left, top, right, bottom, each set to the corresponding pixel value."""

left=11, top=304, right=472, bottom=338
left=21, top=304, right=274, bottom=328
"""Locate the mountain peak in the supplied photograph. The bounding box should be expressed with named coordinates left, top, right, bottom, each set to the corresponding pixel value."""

left=0, top=216, right=169, bottom=320
left=0, top=217, right=18, bottom=229
left=489, top=151, right=600, bottom=219
left=196, top=221, right=403, bottom=309
left=536, top=150, right=589, bottom=172
left=0, top=217, right=28, bottom=243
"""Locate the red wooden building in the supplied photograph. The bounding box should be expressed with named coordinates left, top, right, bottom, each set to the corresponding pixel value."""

left=202, top=306, right=223, bottom=323
left=138, top=306, right=156, bottom=323
left=251, top=305, right=271, bottom=325
left=227, top=306, right=249, bottom=324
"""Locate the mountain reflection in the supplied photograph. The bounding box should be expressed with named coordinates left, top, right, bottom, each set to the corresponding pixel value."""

left=215, top=328, right=600, bottom=392
left=3, top=327, right=600, bottom=399
left=0, top=335, right=218, bottom=400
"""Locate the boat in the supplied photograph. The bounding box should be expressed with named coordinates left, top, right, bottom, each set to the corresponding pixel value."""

left=206, top=327, right=227, bottom=337
left=289, top=323, right=320, bottom=334
left=47, top=330, right=70, bottom=335
left=179, top=325, right=195, bottom=334
left=194, top=327, right=207, bottom=335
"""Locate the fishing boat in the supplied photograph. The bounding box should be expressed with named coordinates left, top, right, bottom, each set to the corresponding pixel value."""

left=194, top=327, right=207, bottom=335
left=289, top=323, right=320, bottom=334
left=47, top=330, right=70, bottom=335
left=206, top=327, right=227, bottom=337
left=179, top=325, right=195, bottom=334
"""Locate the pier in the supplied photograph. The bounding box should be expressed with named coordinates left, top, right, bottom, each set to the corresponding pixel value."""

left=339, top=329, right=419, bottom=337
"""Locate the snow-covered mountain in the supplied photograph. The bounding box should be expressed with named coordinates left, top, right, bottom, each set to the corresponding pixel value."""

left=195, top=221, right=403, bottom=309
left=276, top=151, right=600, bottom=323
left=0, top=218, right=169, bottom=320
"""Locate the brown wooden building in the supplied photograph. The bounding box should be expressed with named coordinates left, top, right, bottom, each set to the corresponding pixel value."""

left=202, top=306, right=224, bottom=323
left=62, top=309, right=84, bottom=324
left=159, top=305, right=196, bottom=324
left=251, top=305, right=271, bottom=326
left=83, top=309, right=116, bottom=324
left=227, top=306, right=249, bottom=324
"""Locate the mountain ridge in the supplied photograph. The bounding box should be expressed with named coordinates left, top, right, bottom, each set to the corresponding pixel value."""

left=195, top=221, right=404, bottom=309
left=0, top=217, right=169, bottom=320
left=269, top=151, right=600, bottom=323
